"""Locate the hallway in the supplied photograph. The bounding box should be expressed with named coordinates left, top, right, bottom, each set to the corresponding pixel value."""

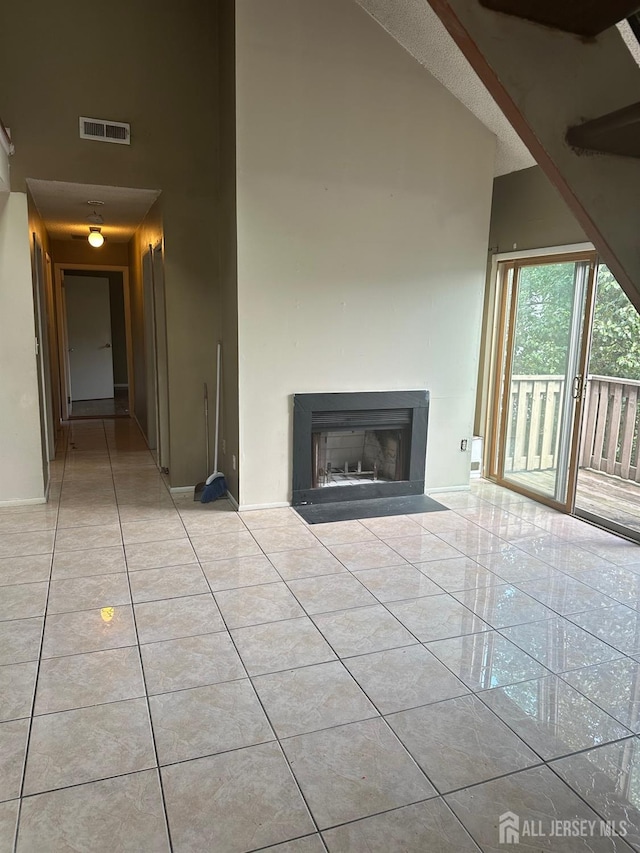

left=2, top=420, right=640, bottom=851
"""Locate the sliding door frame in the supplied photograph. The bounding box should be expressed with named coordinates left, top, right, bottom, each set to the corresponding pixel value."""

left=484, top=246, right=597, bottom=512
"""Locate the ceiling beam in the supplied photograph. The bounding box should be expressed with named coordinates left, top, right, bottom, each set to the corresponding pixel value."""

left=478, top=0, right=640, bottom=37
left=426, top=0, right=640, bottom=314
left=567, top=101, right=640, bottom=158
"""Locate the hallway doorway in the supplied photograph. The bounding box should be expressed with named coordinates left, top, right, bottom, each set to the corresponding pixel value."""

left=24, top=178, right=164, bottom=487
left=55, top=265, right=133, bottom=421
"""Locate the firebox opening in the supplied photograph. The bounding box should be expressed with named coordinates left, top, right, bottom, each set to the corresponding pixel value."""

left=312, top=428, right=409, bottom=488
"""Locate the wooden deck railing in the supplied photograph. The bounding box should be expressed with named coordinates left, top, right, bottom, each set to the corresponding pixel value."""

left=505, top=375, right=564, bottom=474
left=581, top=375, right=640, bottom=482
left=506, top=374, right=640, bottom=484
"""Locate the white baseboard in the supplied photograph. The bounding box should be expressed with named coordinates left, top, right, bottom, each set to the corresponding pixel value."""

left=170, top=486, right=195, bottom=495
left=226, top=492, right=239, bottom=510
left=0, top=496, right=48, bottom=507
left=426, top=485, right=471, bottom=494
left=238, top=501, right=291, bottom=512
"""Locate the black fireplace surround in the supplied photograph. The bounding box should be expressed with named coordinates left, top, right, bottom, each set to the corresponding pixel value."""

left=292, top=390, right=429, bottom=506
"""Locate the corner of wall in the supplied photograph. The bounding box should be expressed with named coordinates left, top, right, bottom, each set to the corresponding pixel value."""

left=127, top=196, right=164, bottom=443
left=218, top=0, right=240, bottom=505
left=0, top=192, right=46, bottom=501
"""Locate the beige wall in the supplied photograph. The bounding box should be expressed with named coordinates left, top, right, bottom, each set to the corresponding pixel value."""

left=235, top=0, right=495, bottom=508
left=27, top=191, right=60, bottom=461
left=0, top=141, right=10, bottom=191
left=108, top=276, right=128, bottom=386
left=218, top=0, right=240, bottom=499
left=0, top=0, right=221, bottom=488
left=127, top=194, right=224, bottom=486
left=490, top=166, right=587, bottom=254
left=0, top=193, right=45, bottom=503
left=1, top=1, right=218, bottom=195
left=474, top=166, right=589, bottom=436
left=128, top=199, right=163, bottom=439
left=51, top=240, right=129, bottom=268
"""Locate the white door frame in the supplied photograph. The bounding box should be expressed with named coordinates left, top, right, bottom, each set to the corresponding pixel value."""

left=54, top=263, right=133, bottom=420
left=44, top=253, right=62, bottom=443
left=142, top=250, right=158, bottom=451
left=30, top=234, right=52, bottom=490
left=152, top=241, right=170, bottom=471
left=141, top=240, right=170, bottom=470
left=142, top=240, right=169, bottom=471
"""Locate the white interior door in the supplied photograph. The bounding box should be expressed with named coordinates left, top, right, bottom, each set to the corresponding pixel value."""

left=65, top=276, right=114, bottom=401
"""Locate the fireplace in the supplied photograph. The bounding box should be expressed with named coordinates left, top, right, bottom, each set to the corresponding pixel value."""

left=292, top=391, right=429, bottom=505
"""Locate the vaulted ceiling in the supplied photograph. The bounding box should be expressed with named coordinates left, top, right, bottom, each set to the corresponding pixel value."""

left=355, top=0, right=535, bottom=175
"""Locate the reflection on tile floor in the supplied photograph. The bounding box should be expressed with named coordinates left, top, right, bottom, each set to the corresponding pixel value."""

left=1, top=419, right=640, bottom=851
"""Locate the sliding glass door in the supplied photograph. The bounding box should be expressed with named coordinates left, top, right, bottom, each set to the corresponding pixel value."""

left=575, top=264, right=640, bottom=538
left=492, top=255, right=595, bottom=508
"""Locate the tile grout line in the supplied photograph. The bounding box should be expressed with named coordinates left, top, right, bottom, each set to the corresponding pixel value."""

left=227, top=523, right=493, bottom=821
left=6, top=514, right=635, bottom=680
left=4, top=454, right=640, bottom=847
left=104, top=418, right=176, bottom=853
left=195, top=551, right=328, bottom=849
left=304, top=547, right=589, bottom=803
left=178, top=497, right=474, bottom=842
left=183, top=502, right=592, bottom=776
left=11, top=422, right=68, bottom=853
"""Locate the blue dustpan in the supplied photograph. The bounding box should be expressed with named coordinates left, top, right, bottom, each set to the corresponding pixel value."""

left=201, top=471, right=227, bottom=503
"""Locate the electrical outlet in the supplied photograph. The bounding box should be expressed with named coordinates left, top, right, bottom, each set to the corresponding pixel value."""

left=232, top=454, right=237, bottom=471
left=460, top=439, right=468, bottom=452
left=222, top=439, right=226, bottom=454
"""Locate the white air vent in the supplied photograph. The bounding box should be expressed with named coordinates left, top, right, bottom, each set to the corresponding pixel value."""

left=79, top=116, right=130, bottom=145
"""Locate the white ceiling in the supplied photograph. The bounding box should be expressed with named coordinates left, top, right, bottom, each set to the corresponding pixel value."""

left=26, top=179, right=161, bottom=242
left=356, top=0, right=536, bottom=176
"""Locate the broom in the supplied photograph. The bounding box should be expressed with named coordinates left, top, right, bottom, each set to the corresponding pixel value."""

left=200, top=341, right=227, bottom=503
left=193, top=382, right=210, bottom=501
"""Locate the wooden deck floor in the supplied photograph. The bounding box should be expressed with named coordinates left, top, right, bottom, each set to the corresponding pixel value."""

left=504, top=467, right=640, bottom=535
left=575, top=468, right=640, bottom=534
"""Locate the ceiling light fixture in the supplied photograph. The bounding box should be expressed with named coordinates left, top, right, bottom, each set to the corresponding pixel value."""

left=88, top=227, right=104, bottom=248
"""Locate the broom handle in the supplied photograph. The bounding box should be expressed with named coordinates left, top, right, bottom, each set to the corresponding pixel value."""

left=214, top=341, right=221, bottom=474
left=204, top=383, right=210, bottom=474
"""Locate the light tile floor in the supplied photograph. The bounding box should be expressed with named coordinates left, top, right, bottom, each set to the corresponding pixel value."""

left=1, top=419, right=640, bottom=851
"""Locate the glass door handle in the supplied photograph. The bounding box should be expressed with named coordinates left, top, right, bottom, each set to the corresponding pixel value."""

left=572, top=374, right=584, bottom=399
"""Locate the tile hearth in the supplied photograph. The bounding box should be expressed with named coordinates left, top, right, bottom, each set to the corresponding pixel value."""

left=1, top=418, right=639, bottom=851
